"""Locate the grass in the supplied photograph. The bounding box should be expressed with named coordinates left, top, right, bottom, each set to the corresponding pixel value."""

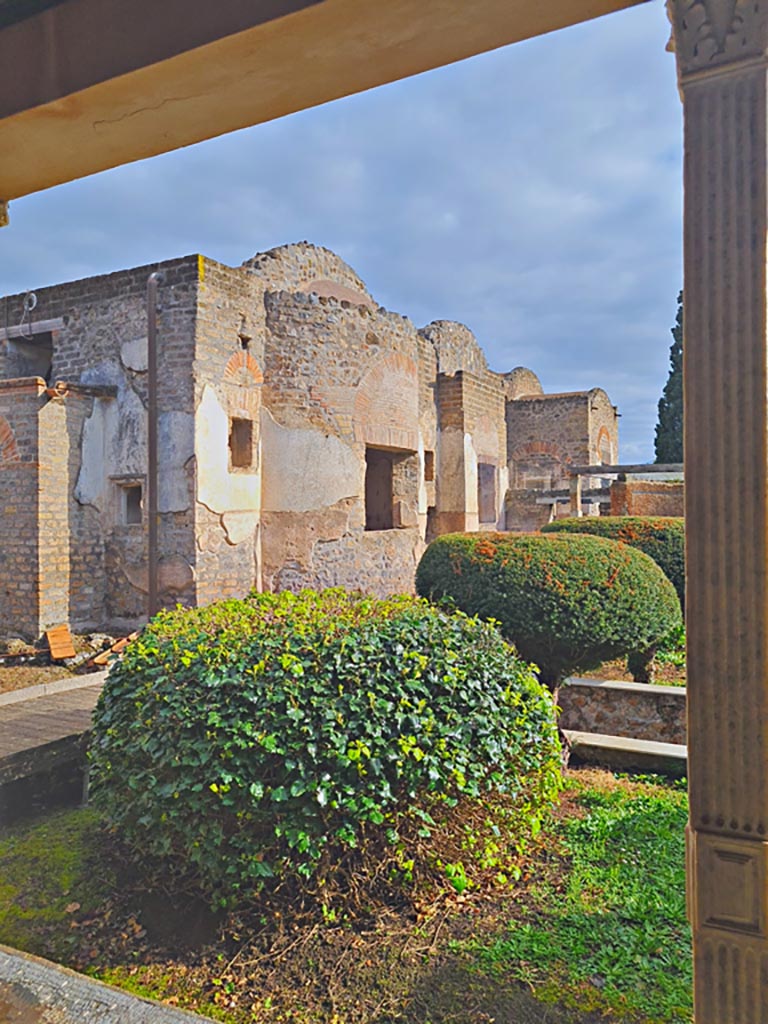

left=0, top=771, right=691, bottom=1023
left=0, top=806, right=112, bottom=957
left=460, top=772, right=691, bottom=1023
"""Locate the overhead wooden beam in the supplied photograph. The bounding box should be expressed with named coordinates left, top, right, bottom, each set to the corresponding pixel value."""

left=0, top=0, right=650, bottom=205
left=569, top=462, right=684, bottom=476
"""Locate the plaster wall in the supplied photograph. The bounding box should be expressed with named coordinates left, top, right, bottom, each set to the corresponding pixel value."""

left=1, top=258, right=200, bottom=633
left=193, top=255, right=266, bottom=605
left=259, top=278, right=426, bottom=593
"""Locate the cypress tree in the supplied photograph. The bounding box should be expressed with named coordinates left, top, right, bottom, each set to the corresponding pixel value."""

left=654, top=292, right=683, bottom=463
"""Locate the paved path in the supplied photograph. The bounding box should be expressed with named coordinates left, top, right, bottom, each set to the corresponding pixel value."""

left=0, top=945, right=215, bottom=1023
left=0, top=680, right=104, bottom=764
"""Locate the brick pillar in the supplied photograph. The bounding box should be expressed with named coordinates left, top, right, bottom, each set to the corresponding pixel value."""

left=435, top=372, right=474, bottom=534
left=37, top=394, right=70, bottom=631
left=668, top=2, right=768, bottom=1018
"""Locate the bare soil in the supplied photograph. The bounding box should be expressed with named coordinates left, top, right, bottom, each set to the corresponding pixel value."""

left=0, top=663, right=80, bottom=695
left=1, top=773, right=627, bottom=1024
left=0, top=635, right=112, bottom=694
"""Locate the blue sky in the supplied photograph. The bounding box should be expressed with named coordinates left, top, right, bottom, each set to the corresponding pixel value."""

left=0, top=0, right=681, bottom=462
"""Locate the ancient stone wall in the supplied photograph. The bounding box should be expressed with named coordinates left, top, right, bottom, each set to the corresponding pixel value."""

left=610, top=480, right=684, bottom=517
left=502, top=367, right=543, bottom=401
left=505, top=390, right=615, bottom=529
left=259, top=284, right=426, bottom=595
left=559, top=679, right=687, bottom=745
left=587, top=388, right=619, bottom=466
left=419, top=320, right=488, bottom=376
left=504, top=488, right=554, bottom=533
left=193, top=256, right=266, bottom=606
left=244, top=243, right=374, bottom=307
left=0, top=380, right=43, bottom=638
left=1, top=258, right=200, bottom=634
left=0, top=242, right=621, bottom=634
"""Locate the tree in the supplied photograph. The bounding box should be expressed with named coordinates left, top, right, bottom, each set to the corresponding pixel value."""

left=654, top=292, right=683, bottom=463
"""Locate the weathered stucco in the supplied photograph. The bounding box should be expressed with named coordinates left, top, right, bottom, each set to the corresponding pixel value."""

left=0, top=242, right=618, bottom=636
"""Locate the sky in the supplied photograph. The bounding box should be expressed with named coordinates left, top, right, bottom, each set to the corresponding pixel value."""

left=0, top=0, right=682, bottom=463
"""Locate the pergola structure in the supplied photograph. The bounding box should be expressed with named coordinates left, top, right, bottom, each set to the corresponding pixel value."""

left=0, top=0, right=763, bottom=1018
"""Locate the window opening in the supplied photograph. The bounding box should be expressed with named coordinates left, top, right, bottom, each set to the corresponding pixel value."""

left=424, top=450, right=435, bottom=481
left=123, top=484, right=143, bottom=525
left=229, top=418, right=253, bottom=469
left=477, top=462, right=497, bottom=524
left=7, top=331, right=53, bottom=383
left=365, top=448, right=394, bottom=530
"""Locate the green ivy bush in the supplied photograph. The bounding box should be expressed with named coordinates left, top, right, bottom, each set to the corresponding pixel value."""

left=542, top=516, right=685, bottom=611
left=89, top=590, right=560, bottom=907
left=415, top=533, right=682, bottom=688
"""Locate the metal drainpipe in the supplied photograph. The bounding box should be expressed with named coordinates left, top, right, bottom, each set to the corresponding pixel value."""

left=146, top=271, right=163, bottom=619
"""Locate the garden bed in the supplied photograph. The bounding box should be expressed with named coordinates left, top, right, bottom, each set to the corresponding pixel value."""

left=0, top=769, right=691, bottom=1024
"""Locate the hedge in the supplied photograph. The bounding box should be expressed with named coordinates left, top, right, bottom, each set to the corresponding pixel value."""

left=415, top=533, right=682, bottom=688
left=89, top=589, right=561, bottom=906
left=542, top=516, right=685, bottom=611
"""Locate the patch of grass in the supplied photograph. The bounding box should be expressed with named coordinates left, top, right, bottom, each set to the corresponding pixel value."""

left=460, top=772, right=691, bottom=1023
left=0, top=806, right=113, bottom=958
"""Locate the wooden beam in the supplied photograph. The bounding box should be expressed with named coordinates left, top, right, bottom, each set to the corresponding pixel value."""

left=0, top=318, right=64, bottom=342
left=569, top=462, right=684, bottom=476
left=0, top=0, right=650, bottom=203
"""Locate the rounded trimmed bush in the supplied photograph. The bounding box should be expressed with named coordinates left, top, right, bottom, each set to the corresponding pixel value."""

left=542, top=516, right=685, bottom=611
left=415, top=532, right=682, bottom=688
left=89, top=589, right=560, bottom=905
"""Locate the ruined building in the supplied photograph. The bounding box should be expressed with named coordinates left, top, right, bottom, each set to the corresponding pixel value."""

left=0, top=243, right=618, bottom=638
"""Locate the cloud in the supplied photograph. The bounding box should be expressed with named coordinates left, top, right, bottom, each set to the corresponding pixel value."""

left=0, top=1, right=682, bottom=462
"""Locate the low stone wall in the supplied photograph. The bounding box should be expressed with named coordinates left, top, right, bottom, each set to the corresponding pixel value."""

left=559, top=678, right=686, bottom=745
left=610, top=479, right=684, bottom=517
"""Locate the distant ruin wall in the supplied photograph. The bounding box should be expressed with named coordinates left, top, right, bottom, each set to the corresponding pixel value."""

left=610, top=480, right=684, bottom=517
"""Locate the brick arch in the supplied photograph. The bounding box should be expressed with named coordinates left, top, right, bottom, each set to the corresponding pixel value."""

left=223, top=351, right=264, bottom=385
left=0, top=415, right=19, bottom=462
left=595, top=426, right=614, bottom=464
left=509, top=440, right=570, bottom=464
left=354, top=352, right=419, bottom=451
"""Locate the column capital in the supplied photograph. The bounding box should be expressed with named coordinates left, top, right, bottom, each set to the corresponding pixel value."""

left=667, top=0, right=768, bottom=79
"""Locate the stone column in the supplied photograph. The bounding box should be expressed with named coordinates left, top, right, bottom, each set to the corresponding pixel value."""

left=667, top=2, right=768, bottom=1019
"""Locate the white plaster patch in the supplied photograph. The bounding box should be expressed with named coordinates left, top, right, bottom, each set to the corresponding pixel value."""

left=498, top=466, right=510, bottom=524
left=74, top=397, right=118, bottom=511
left=158, top=411, right=194, bottom=513
left=221, top=511, right=259, bottom=545
left=465, top=433, right=479, bottom=516
left=196, top=385, right=261, bottom=515
left=417, top=436, right=427, bottom=515
left=261, top=411, right=360, bottom=513
left=120, top=337, right=148, bottom=373
left=111, top=384, right=147, bottom=479
left=123, top=555, right=195, bottom=594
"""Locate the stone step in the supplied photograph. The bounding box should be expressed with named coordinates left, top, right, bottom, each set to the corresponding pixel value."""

left=563, top=729, right=687, bottom=777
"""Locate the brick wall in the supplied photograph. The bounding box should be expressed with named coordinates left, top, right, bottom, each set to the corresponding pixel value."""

left=0, top=380, right=43, bottom=638
left=505, top=391, right=614, bottom=530
left=611, top=480, right=684, bottom=517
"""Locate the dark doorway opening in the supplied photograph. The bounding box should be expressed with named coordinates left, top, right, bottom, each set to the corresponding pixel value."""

left=365, top=448, right=394, bottom=530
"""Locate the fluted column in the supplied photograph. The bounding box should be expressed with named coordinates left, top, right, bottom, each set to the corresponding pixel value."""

left=668, top=2, right=768, bottom=1019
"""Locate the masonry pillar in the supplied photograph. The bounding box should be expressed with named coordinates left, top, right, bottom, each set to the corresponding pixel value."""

left=667, top=2, right=768, bottom=1019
